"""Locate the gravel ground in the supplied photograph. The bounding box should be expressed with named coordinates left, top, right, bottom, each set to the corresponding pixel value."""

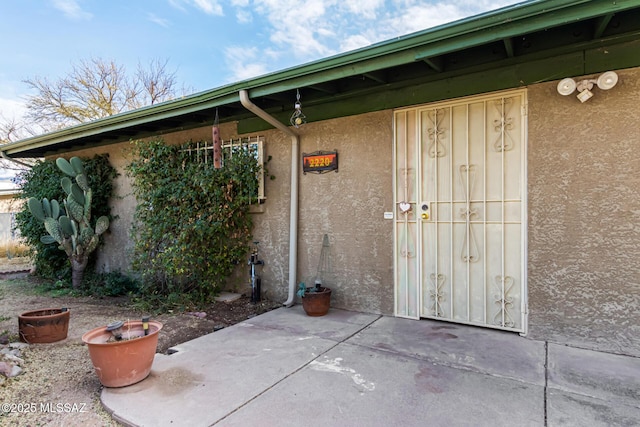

left=0, top=271, right=281, bottom=426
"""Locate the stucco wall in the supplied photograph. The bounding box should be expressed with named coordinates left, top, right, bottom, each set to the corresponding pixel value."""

left=229, top=111, right=395, bottom=314
left=0, top=194, right=22, bottom=248
left=295, top=111, right=394, bottom=314
left=61, top=112, right=395, bottom=315
left=0, top=194, right=21, bottom=214
left=527, top=67, right=640, bottom=357
left=54, top=67, right=639, bottom=354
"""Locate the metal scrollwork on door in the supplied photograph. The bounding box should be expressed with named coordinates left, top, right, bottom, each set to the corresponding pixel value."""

left=399, top=222, right=415, bottom=258
left=493, top=275, right=515, bottom=328
left=429, top=273, right=446, bottom=317
left=426, top=109, right=447, bottom=158
left=458, top=164, right=479, bottom=263
left=492, top=98, right=515, bottom=152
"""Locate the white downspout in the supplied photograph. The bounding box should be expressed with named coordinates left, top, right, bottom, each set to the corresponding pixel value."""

left=239, top=89, right=299, bottom=307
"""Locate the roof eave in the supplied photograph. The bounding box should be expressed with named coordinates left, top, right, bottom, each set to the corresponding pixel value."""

left=2, top=0, right=638, bottom=156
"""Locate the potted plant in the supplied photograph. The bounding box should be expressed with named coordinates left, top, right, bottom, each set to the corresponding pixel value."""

left=297, top=281, right=332, bottom=316
left=82, top=318, right=162, bottom=387
left=18, top=307, right=70, bottom=343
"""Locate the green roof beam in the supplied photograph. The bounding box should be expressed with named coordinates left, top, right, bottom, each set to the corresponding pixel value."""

left=594, top=13, right=614, bottom=38
left=422, top=56, right=444, bottom=73
left=503, top=37, right=515, bottom=58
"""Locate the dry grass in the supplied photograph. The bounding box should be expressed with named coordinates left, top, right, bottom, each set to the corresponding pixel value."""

left=0, top=242, right=30, bottom=260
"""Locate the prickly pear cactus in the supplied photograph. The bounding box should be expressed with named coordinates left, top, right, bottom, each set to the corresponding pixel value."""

left=27, top=156, right=110, bottom=288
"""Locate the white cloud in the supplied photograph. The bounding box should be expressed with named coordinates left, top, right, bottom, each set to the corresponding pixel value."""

left=169, top=0, right=224, bottom=16
left=454, top=0, right=522, bottom=15
left=334, top=0, right=521, bottom=50
left=340, top=34, right=374, bottom=53
left=220, top=0, right=520, bottom=83
left=385, top=3, right=463, bottom=36
left=147, top=13, right=171, bottom=28
left=0, top=98, right=27, bottom=122
left=52, top=0, right=92, bottom=20
left=236, top=9, right=252, bottom=24
left=340, top=0, right=385, bottom=20
left=192, top=0, right=224, bottom=15
left=252, top=0, right=338, bottom=58
left=167, top=0, right=187, bottom=12
left=223, top=46, right=269, bottom=81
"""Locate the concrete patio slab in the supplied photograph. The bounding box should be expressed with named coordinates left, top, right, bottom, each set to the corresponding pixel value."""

left=101, top=307, right=379, bottom=427
left=101, top=317, right=337, bottom=426
left=99, top=307, right=640, bottom=427
left=547, top=389, right=640, bottom=427
left=348, top=316, right=546, bottom=385
left=218, top=342, right=545, bottom=427
left=547, top=343, right=640, bottom=408
left=242, top=305, right=380, bottom=342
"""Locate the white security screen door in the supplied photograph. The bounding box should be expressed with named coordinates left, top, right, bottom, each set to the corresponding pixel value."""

left=394, top=90, right=527, bottom=332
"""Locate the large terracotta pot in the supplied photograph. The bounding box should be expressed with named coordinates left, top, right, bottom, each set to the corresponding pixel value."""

left=301, top=287, right=332, bottom=316
left=18, top=308, right=70, bottom=343
left=82, top=320, right=162, bottom=388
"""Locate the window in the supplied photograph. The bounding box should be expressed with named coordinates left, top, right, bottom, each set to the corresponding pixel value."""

left=222, top=136, right=265, bottom=203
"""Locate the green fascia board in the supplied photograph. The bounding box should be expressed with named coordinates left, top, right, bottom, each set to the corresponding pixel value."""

left=3, top=0, right=640, bottom=155
left=240, top=53, right=585, bottom=134
left=585, top=38, right=640, bottom=72
left=2, top=91, right=242, bottom=155
left=239, top=37, right=640, bottom=134
left=237, top=0, right=640, bottom=95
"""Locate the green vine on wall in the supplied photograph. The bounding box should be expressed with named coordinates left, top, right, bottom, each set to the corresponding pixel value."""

left=126, top=138, right=261, bottom=308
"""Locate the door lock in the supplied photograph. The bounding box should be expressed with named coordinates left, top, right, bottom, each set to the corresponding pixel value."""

left=420, top=202, right=430, bottom=220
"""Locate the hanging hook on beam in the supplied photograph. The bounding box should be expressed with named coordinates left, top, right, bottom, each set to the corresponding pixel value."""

left=290, top=89, right=306, bottom=128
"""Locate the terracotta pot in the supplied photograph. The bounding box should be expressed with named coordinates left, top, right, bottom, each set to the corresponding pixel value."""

left=301, top=287, right=332, bottom=316
left=18, top=308, right=70, bottom=343
left=82, top=320, right=162, bottom=388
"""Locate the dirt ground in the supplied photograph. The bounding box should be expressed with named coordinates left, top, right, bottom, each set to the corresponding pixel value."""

left=0, top=265, right=281, bottom=426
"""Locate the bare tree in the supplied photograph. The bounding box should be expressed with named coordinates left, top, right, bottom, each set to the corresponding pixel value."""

left=21, top=57, right=183, bottom=132
left=0, top=57, right=187, bottom=172
left=0, top=114, right=38, bottom=171
left=0, top=114, right=27, bottom=144
left=133, top=58, right=179, bottom=109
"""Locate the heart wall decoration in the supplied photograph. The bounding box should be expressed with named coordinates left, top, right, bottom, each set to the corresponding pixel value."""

left=399, top=202, right=411, bottom=213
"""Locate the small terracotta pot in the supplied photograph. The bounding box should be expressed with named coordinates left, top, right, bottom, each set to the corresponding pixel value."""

left=18, top=308, right=70, bottom=343
left=301, top=287, right=332, bottom=316
left=82, top=320, right=162, bottom=388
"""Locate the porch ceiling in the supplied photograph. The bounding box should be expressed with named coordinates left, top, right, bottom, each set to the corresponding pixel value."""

left=4, top=0, right=640, bottom=158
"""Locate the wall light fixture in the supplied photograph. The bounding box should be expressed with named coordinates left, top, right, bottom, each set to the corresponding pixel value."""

left=557, top=71, right=619, bottom=103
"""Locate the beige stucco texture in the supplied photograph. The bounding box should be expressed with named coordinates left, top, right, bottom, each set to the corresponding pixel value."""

left=63, top=112, right=395, bottom=315
left=527, top=67, right=640, bottom=357
left=54, top=67, right=639, bottom=356
left=0, top=194, right=21, bottom=214
left=294, top=111, right=394, bottom=314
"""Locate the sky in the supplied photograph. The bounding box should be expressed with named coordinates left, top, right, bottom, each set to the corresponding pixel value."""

left=0, top=0, right=524, bottom=125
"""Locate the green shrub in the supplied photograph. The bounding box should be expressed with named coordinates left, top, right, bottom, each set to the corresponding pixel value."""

left=83, top=270, right=140, bottom=297
left=33, top=278, right=78, bottom=297
left=127, top=138, right=260, bottom=309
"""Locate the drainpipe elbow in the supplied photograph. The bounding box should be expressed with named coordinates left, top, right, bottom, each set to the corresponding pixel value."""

left=239, top=89, right=300, bottom=309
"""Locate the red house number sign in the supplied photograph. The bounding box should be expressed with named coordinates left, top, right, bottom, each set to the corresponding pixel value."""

left=302, top=150, right=338, bottom=174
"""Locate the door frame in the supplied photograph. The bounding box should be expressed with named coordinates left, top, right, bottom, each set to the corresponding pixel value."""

left=392, top=88, right=529, bottom=335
